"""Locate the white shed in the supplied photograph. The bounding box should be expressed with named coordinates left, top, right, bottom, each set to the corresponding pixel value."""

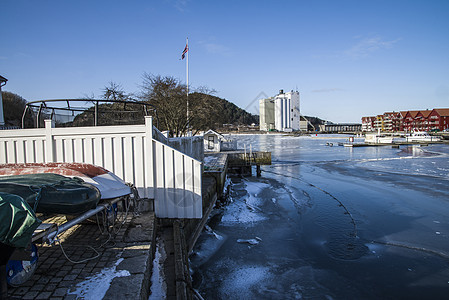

left=203, top=129, right=236, bottom=152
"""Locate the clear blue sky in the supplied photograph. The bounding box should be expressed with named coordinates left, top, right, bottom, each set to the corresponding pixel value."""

left=1, top=0, right=448, bottom=123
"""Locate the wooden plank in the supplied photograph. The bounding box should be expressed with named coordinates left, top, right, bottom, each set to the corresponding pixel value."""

left=124, top=136, right=134, bottom=184
left=103, top=137, right=114, bottom=173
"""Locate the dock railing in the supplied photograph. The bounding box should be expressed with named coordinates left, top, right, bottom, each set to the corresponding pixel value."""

left=0, top=116, right=202, bottom=218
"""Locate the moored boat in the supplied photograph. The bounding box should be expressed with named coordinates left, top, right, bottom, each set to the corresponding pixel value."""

left=406, top=131, right=442, bottom=142
left=364, top=133, right=394, bottom=144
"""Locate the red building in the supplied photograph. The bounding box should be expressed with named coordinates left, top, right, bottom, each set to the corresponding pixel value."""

left=363, top=108, right=449, bottom=132
left=401, top=110, right=420, bottom=132
left=428, top=108, right=449, bottom=131
left=361, top=116, right=376, bottom=131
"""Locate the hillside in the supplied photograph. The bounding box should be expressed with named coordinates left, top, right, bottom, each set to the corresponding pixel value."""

left=67, top=93, right=259, bottom=133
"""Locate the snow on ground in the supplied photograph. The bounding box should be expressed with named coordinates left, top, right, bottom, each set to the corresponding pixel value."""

left=148, top=238, right=167, bottom=300
left=67, top=257, right=130, bottom=299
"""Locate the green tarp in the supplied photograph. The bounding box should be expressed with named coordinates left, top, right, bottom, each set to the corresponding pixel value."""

left=0, top=174, right=100, bottom=214
left=0, top=193, right=41, bottom=249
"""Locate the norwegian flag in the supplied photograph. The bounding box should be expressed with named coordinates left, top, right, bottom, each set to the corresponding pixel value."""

left=181, top=44, right=188, bottom=60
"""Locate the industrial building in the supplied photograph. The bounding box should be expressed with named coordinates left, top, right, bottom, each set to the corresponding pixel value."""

left=259, top=97, right=275, bottom=131
left=259, top=90, right=300, bottom=132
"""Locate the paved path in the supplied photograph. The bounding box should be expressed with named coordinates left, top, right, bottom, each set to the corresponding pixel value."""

left=7, top=211, right=156, bottom=300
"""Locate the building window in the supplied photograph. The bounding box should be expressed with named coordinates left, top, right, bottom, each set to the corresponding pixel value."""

left=208, top=136, right=214, bottom=150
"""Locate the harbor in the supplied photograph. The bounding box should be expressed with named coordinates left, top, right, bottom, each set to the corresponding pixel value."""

left=190, top=134, right=449, bottom=299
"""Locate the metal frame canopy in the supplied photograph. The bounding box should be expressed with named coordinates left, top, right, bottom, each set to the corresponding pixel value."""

left=22, top=99, right=158, bottom=129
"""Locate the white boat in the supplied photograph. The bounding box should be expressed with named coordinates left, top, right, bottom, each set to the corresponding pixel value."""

left=406, top=131, right=441, bottom=142
left=364, top=133, right=394, bottom=144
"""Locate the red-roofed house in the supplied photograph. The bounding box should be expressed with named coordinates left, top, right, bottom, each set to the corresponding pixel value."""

left=361, top=116, right=376, bottom=132
left=414, top=110, right=432, bottom=131
left=428, top=108, right=449, bottom=131
left=403, top=110, right=421, bottom=131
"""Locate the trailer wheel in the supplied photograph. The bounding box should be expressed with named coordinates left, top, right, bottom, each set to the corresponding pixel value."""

left=6, top=243, right=38, bottom=287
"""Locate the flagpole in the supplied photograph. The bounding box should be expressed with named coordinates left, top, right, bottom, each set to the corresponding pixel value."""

left=186, top=37, right=189, bottom=133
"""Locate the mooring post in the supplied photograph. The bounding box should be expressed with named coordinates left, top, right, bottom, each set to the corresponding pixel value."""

left=256, top=165, right=261, bottom=177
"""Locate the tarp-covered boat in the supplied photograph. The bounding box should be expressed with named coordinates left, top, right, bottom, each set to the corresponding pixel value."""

left=0, top=163, right=131, bottom=200
left=0, top=193, right=41, bottom=249
left=0, top=173, right=101, bottom=214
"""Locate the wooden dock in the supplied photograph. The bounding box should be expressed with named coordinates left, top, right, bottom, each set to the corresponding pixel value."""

left=341, top=140, right=449, bottom=147
left=205, top=150, right=271, bottom=177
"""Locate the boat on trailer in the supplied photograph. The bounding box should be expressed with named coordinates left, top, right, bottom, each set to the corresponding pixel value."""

left=0, top=163, right=134, bottom=290
left=0, top=163, right=132, bottom=200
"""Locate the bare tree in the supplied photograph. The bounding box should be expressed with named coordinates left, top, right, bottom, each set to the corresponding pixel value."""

left=102, top=81, right=127, bottom=101
left=139, top=73, right=222, bottom=136
left=140, top=74, right=190, bottom=136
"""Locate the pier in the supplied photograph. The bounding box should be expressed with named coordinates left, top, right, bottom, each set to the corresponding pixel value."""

left=341, top=140, right=449, bottom=147
left=223, top=150, right=272, bottom=176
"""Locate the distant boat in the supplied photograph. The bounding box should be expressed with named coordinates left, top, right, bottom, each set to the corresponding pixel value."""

left=364, top=133, right=394, bottom=144
left=0, top=163, right=131, bottom=200
left=406, top=131, right=442, bottom=142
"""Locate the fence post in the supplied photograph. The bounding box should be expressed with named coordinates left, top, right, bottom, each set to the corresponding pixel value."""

left=45, top=119, right=55, bottom=163
left=145, top=116, right=154, bottom=198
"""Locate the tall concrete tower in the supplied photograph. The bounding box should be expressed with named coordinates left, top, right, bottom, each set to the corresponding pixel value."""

left=274, top=90, right=300, bottom=132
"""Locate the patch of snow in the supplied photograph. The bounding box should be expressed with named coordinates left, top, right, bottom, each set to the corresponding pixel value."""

left=219, top=265, right=271, bottom=299
left=67, top=257, right=130, bottom=299
left=237, top=239, right=260, bottom=245
left=221, top=180, right=270, bottom=225
left=149, top=238, right=167, bottom=299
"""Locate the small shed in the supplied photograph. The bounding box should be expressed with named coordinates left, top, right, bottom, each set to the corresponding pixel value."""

left=203, top=129, right=236, bottom=152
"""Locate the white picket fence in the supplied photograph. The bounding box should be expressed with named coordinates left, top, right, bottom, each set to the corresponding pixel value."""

left=0, top=117, right=202, bottom=218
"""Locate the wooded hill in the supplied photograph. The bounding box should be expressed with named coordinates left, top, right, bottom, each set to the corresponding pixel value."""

left=2, top=90, right=259, bottom=134
left=70, top=92, right=259, bottom=132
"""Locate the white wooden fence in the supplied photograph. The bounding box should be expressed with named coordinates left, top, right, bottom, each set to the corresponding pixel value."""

left=0, top=117, right=202, bottom=218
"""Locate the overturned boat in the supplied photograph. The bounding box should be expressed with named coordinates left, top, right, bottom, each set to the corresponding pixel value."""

left=0, top=163, right=132, bottom=200
left=0, top=173, right=101, bottom=215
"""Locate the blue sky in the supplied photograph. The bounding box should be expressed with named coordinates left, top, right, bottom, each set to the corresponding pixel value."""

left=1, top=0, right=448, bottom=123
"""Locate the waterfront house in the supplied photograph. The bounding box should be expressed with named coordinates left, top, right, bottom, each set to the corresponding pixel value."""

left=428, top=108, right=449, bottom=131
left=363, top=108, right=449, bottom=132
left=362, top=116, right=376, bottom=132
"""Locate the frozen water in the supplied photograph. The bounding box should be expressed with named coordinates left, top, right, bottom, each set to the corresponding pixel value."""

left=220, top=180, right=269, bottom=225
left=149, top=238, right=167, bottom=299
left=192, top=134, right=449, bottom=299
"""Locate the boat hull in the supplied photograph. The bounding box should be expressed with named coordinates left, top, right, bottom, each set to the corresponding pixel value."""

left=0, top=163, right=131, bottom=200
left=0, top=174, right=101, bottom=214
